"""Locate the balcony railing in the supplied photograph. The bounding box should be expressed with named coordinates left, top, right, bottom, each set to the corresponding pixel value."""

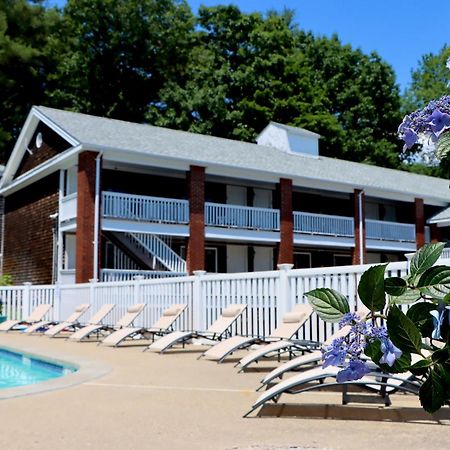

left=102, top=191, right=189, bottom=224
left=366, top=219, right=416, bottom=242
left=294, top=212, right=354, bottom=237
left=60, top=193, right=77, bottom=222
left=100, top=191, right=424, bottom=244
left=205, top=202, right=279, bottom=231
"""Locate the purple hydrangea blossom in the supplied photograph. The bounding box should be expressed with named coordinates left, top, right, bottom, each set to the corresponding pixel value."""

left=322, top=337, right=347, bottom=368
left=336, top=360, right=371, bottom=382
left=398, top=96, right=450, bottom=150
left=379, top=338, right=402, bottom=367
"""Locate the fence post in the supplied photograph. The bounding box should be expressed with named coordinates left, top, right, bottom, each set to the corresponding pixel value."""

left=22, top=282, right=32, bottom=318
left=192, top=270, right=206, bottom=331
left=89, top=278, right=97, bottom=309
left=133, top=275, right=144, bottom=304
left=54, top=282, right=61, bottom=322
left=277, top=264, right=293, bottom=323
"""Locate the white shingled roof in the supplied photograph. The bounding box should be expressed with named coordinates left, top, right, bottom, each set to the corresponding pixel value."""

left=11, top=106, right=450, bottom=206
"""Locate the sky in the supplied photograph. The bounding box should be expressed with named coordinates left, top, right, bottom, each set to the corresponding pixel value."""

left=47, top=0, right=450, bottom=92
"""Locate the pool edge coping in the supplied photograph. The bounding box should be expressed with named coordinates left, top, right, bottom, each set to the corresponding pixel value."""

left=0, top=340, right=111, bottom=400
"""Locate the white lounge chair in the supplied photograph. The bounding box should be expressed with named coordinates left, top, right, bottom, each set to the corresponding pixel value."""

left=25, top=304, right=91, bottom=335
left=259, top=308, right=370, bottom=388
left=201, top=304, right=314, bottom=364
left=0, top=304, right=52, bottom=332
left=45, top=303, right=113, bottom=338
left=147, top=304, right=247, bottom=353
left=101, top=304, right=187, bottom=347
left=245, top=365, right=421, bottom=417
left=70, top=303, right=145, bottom=342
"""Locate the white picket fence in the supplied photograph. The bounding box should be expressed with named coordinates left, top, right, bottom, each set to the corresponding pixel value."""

left=0, top=261, right=413, bottom=342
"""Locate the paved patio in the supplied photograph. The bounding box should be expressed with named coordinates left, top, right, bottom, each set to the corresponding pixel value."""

left=1, top=333, right=449, bottom=450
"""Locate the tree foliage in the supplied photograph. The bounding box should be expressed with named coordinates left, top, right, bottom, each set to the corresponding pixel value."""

left=0, top=0, right=60, bottom=162
left=0, top=1, right=417, bottom=172
left=403, top=45, right=450, bottom=113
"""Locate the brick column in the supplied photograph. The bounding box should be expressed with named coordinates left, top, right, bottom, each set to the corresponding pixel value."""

left=415, top=197, right=425, bottom=249
left=76, top=151, right=101, bottom=283
left=352, top=189, right=366, bottom=265
left=277, top=178, right=293, bottom=265
left=187, top=165, right=205, bottom=273
left=430, top=224, right=441, bottom=243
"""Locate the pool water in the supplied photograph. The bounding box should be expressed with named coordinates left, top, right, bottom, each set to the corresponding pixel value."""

left=0, top=347, right=76, bottom=389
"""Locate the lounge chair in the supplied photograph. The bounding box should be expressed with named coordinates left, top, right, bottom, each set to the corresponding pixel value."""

left=25, top=303, right=91, bottom=335
left=147, top=304, right=247, bottom=353
left=201, top=304, right=315, bottom=364
left=70, top=303, right=145, bottom=342
left=0, top=304, right=52, bottom=332
left=259, top=308, right=370, bottom=388
left=244, top=365, right=421, bottom=418
left=101, top=304, right=187, bottom=347
left=45, top=303, right=109, bottom=338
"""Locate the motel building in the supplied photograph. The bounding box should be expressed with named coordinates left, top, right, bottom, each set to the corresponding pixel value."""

left=1, top=106, right=450, bottom=285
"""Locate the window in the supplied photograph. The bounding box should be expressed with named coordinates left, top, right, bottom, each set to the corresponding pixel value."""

left=294, top=252, right=311, bottom=269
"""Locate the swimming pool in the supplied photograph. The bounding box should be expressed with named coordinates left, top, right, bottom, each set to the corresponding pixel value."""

left=0, top=347, right=77, bottom=389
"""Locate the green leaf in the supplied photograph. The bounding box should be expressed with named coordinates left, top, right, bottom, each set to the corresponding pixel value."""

left=417, top=265, right=450, bottom=298
left=409, top=359, right=432, bottom=376
left=365, top=340, right=411, bottom=373
left=409, top=243, right=445, bottom=283
left=389, top=288, right=422, bottom=305
left=419, top=368, right=446, bottom=413
left=305, top=288, right=350, bottom=323
left=387, top=305, right=422, bottom=354
left=358, top=264, right=388, bottom=311
left=406, top=302, right=437, bottom=338
left=436, top=132, right=450, bottom=160
left=384, top=277, right=407, bottom=296
left=431, top=347, right=450, bottom=364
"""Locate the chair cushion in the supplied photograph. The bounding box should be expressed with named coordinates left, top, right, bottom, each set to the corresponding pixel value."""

left=128, top=304, right=144, bottom=313
left=75, top=304, right=89, bottom=312
left=222, top=306, right=242, bottom=318
left=283, top=312, right=303, bottom=323
left=163, top=305, right=181, bottom=316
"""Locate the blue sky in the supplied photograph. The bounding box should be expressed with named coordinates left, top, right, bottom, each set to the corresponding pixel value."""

left=47, top=0, right=450, bottom=92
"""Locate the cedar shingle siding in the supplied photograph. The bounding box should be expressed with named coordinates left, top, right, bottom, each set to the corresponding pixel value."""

left=3, top=174, right=58, bottom=284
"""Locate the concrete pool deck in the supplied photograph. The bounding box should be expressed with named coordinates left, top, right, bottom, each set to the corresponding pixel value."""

left=0, top=332, right=449, bottom=450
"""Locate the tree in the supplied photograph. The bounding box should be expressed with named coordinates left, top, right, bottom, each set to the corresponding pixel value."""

left=403, top=45, right=450, bottom=113
left=149, top=6, right=403, bottom=168
left=0, top=0, right=60, bottom=163
left=47, top=0, right=194, bottom=123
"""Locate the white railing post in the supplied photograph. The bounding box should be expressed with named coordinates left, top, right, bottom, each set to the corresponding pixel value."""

left=277, top=264, right=293, bottom=322
left=133, top=275, right=144, bottom=304
left=54, top=282, right=61, bottom=322
left=89, top=278, right=98, bottom=309
left=192, top=270, right=206, bottom=331
left=22, top=282, right=32, bottom=318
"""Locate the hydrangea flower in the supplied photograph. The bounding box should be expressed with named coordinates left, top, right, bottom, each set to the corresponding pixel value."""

left=430, top=305, right=450, bottom=340
left=336, top=360, right=371, bottom=382
left=379, top=338, right=402, bottom=367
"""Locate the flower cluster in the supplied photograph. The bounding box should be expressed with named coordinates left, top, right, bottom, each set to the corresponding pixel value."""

left=398, top=96, right=450, bottom=149
left=321, top=314, right=402, bottom=382
left=398, top=57, right=450, bottom=151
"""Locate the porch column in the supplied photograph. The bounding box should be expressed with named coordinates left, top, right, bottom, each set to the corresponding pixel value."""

left=75, top=151, right=102, bottom=283
left=430, top=224, right=442, bottom=243
left=277, top=178, right=294, bottom=265
left=415, top=197, right=425, bottom=249
left=352, top=189, right=366, bottom=265
left=187, top=165, right=205, bottom=273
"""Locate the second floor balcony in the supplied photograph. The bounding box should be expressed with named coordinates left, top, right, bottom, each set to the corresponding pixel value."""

left=60, top=191, right=427, bottom=245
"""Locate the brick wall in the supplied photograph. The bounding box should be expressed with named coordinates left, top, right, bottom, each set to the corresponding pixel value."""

left=415, top=197, right=425, bottom=249
left=278, top=178, right=294, bottom=265
left=3, top=174, right=58, bottom=284
left=187, top=165, right=205, bottom=273
left=76, top=152, right=101, bottom=283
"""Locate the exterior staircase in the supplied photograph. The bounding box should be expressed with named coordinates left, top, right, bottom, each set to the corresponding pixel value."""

left=105, top=231, right=186, bottom=274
